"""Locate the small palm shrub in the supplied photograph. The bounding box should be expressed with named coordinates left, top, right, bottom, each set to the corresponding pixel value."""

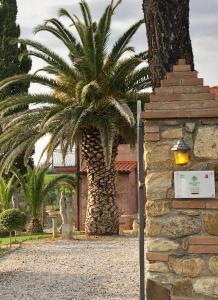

left=13, top=166, right=76, bottom=233
left=0, top=208, right=26, bottom=247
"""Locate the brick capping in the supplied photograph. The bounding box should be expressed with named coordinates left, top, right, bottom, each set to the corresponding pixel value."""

left=141, top=60, right=218, bottom=120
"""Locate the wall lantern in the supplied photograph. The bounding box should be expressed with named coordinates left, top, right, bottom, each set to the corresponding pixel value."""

left=171, top=138, right=191, bottom=166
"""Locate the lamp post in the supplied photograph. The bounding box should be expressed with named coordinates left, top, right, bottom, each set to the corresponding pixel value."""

left=171, top=138, right=191, bottom=166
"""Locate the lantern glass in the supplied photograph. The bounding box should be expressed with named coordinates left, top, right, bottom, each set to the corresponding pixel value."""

left=174, top=151, right=189, bottom=166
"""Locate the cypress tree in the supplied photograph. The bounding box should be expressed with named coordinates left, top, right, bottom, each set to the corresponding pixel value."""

left=0, top=0, right=33, bottom=172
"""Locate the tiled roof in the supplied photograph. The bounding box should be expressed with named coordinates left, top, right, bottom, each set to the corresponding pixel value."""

left=80, top=161, right=136, bottom=173
left=115, top=161, right=137, bottom=172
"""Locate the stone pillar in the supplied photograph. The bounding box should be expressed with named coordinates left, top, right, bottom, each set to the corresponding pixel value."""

left=142, top=59, right=218, bottom=300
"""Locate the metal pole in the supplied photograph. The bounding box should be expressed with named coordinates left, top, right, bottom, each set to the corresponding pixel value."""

left=137, top=101, right=145, bottom=300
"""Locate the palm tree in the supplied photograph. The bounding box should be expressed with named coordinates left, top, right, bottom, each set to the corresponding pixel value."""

left=0, top=0, right=150, bottom=234
left=0, top=176, right=16, bottom=211
left=13, top=167, right=76, bottom=233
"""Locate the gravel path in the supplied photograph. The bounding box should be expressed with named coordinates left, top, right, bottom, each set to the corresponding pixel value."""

left=0, top=236, right=139, bottom=300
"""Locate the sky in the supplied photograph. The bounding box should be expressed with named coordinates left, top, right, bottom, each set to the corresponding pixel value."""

left=15, top=0, right=218, bottom=163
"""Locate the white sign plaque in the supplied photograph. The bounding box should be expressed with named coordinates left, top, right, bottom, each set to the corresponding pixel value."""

left=174, top=171, right=215, bottom=199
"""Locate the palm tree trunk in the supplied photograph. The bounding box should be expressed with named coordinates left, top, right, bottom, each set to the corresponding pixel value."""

left=142, top=0, right=194, bottom=90
left=82, top=128, right=119, bottom=235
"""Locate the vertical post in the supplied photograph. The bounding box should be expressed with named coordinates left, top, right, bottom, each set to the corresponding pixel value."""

left=76, top=144, right=80, bottom=231
left=137, top=101, right=145, bottom=300
left=52, top=217, right=58, bottom=238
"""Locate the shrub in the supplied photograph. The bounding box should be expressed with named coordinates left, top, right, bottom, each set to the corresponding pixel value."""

left=0, top=209, right=26, bottom=247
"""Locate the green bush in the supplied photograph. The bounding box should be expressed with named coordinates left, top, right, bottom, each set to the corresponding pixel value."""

left=0, top=209, right=26, bottom=241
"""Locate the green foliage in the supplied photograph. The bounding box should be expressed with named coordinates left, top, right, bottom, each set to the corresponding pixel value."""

left=0, top=0, right=33, bottom=173
left=0, top=0, right=151, bottom=172
left=0, top=208, right=26, bottom=232
left=13, top=166, right=76, bottom=218
left=0, top=176, right=16, bottom=210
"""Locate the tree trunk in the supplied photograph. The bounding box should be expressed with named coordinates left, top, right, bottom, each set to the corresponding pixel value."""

left=142, top=0, right=194, bottom=90
left=81, top=128, right=119, bottom=235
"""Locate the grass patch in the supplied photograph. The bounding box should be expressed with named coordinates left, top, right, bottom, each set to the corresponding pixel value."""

left=0, top=233, right=52, bottom=246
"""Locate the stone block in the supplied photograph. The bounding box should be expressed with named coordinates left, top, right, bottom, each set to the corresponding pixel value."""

left=161, top=215, right=202, bottom=238
left=208, top=256, right=218, bottom=275
left=146, top=262, right=169, bottom=273
left=161, top=128, right=183, bottom=139
left=194, top=127, right=218, bottom=159
left=145, top=171, right=172, bottom=201
left=147, top=238, right=179, bottom=252
left=144, top=125, right=160, bottom=133
left=151, top=92, right=214, bottom=102
left=169, top=256, right=205, bottom=277
left=161, top=78, right=203, bottom=87
left=146, top=219, right=161, bottom=236
left=193, top=277, right=218, bottom=298
left=146, top=201, right=171, bottom=217
left=144, top=141, right=175, bottom=170
left=144, top=132, right=160, bottom=142
left=204, top=212, right=218, bottom=235
left=172, top=279, right=193, bottom=297
left=185, top=122, right=196, bottom=133
left=146, top=279, right=170, bottom=300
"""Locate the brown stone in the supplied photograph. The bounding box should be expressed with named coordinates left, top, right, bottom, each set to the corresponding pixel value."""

left=141, top=110, right=218, bottom=120
left=161, top=215, right=202, bottom=238
left=145, top=172, right=172, bottom=200
left=147, top=238, right=179, bottom=252
left=146, top=219, right=161, bottom=236
left=185, top=122, right=196, bottom=133
left=144, top=133, right=160, bottom=142
left=146, top=201, right=171, bottom=217
left=169, top=256, right=205, bottom=277
left=204, top=212, right=218, bottom=235
left=146, top=262, right=169, bottom=273
left=144, top=142, right=175, bottom=170
left=194, top=127, right=218, bottom=159
left=144, top=125, right=160, bottom=133
left=146, top=279, right=170, bottom=300
left=208, top=256, right=218, bottom=275
left=172, top=279, right=193, bottom=297
left=161, top=128, right=183, bottom=139
left=194, top=278, right=218, bottom=298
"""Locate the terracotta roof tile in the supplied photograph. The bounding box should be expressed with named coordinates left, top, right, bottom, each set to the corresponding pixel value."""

left=80, top=161, right=136, bottom=173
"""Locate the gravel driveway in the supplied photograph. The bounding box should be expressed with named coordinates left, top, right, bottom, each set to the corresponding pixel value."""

left=0, top=236, right=139, bottom=300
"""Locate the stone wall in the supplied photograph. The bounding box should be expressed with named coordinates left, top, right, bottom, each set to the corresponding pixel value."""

left=143, top=59, right=218, bottom=300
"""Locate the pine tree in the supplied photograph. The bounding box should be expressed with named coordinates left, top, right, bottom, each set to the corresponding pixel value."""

left=0, top=0, right=33, bottom=172
left=143, top=0, right=194, bottom=90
